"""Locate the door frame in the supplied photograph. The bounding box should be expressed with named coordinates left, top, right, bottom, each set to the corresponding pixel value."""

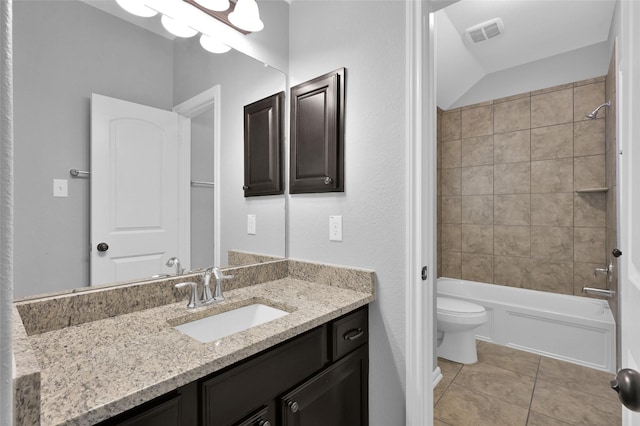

left=173, top=85, right=222, bottom=268
left=405, top=1, right=436, bottom=425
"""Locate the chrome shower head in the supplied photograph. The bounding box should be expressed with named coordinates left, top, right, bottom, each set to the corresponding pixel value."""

left=586, top=101, right=611, bottom=119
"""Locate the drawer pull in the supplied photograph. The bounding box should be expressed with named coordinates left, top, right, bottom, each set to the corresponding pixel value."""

left=343, top=328, right=364, bottom=341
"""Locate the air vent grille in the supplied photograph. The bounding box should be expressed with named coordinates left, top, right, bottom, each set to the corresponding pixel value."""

left=465, top=18, right=504, bottom=44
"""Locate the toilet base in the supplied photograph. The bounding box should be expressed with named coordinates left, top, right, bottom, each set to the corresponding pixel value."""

left=437, top=329, right=478, bottom=364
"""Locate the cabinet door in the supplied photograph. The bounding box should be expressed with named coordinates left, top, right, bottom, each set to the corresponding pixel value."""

left=280, top=345, right=368, bottom=426
left=243, top=92, right=284, bottom=197
left=290, top=68, right=345, bottom=194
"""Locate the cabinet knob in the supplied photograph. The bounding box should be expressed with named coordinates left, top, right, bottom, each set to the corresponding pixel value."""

left=97, top=242, right=109, bottom=252
left=243, top=185, right=249, bottom=190
left=258, top=421, right=271, bottom=426
left=323, top=176, right=333, bottom=185
left=288, top=400, right=299, bottom=413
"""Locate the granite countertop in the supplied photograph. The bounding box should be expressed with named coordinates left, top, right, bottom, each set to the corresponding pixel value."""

left=14, top=259, right=375, bottom=426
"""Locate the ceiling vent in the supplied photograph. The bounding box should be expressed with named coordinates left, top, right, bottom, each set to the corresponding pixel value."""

left=465, top=18, right=504, bottom=44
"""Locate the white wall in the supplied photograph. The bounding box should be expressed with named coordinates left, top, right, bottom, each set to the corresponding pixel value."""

left=288, top=2, right=407, bottom=424
left=13, top=1, right=174, bottom=297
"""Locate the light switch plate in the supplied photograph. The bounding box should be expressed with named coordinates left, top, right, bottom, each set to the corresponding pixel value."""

left=329, top=215, right=342, bottom=241
left=247, top=214, right=256, bottom=235
left=53, top=179, right=68, bottom=197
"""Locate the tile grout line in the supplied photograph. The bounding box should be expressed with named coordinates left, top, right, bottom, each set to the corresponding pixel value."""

left=524, top=355, right=543, bottom=425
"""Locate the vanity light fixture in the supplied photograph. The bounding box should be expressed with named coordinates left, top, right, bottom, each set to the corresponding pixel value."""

left=115, top=0, right=263, bottom=53
left=229, top=0, right=264, bottom=32
left=194, top=0, right=231, bottom=12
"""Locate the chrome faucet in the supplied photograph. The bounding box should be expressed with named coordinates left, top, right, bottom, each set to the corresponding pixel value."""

left=206, top=266, right=233, bottom=303
left=166, top=257, right=184, bottom=276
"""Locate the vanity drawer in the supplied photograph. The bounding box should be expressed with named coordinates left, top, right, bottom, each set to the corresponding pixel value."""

left=331, top=306, right=368, bottom=361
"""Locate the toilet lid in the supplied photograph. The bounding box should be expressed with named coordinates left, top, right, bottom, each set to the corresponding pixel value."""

left=437, top=297, right=485, bottom=314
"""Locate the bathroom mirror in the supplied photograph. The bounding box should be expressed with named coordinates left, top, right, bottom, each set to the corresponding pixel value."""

left=12, top=0, right=288, bottom=298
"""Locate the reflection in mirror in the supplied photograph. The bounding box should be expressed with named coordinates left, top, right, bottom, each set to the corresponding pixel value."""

left=13, top=0, right=287, bottom=298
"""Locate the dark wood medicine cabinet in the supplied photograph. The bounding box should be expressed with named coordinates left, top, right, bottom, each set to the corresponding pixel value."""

left=289, top=68, right=345, bottom=194
left=243, top=92, right=285, bottom=197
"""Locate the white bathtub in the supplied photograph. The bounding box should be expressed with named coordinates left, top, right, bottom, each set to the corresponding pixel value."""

left=437, top=277, right=616, bottom=372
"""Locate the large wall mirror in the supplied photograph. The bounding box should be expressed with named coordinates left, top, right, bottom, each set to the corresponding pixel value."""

left=13, top=0, right=288, bottom=298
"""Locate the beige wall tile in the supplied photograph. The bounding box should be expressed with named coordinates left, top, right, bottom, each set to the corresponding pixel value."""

left=461, top=253, right=494, bottom=283
left=574, top=262, right=607, bottom=297
left=461, top=165, right=494, bottom=195
left=441, top=167, right=461, bottom=196
left=494, top=92, right=530, bottom=105
left=494, top=194, right=530, bottom=225
left=442, top=224, right=462, bottom=251
left=574, top=75, right=606, bottom=87
left=574, top=119, right=605, bottom=156
left=574, top=81, right=605, bottom=122
left=531, top=82, right=574, bottom=96
left=494, top=256, right=532, bottom=289
left=441, top=251, right=462, bottom=279
left=494, top=225, right=530, bottom=257
left=494, top=130, right=530, bottom=164
left=530, top=124, right=573, bottom=160
left=574, top=193, right=606, bottom=227
left=531, top=88, right=573, bottom=128
left=531, top=158, right=573, bottom=193
left=461, top=195, right=493, bottom=225
left=441, top=196, right=462, bottom=224
left=530, top=260, right=574, bottom=294
left=494, top=97, right=531, bottom=133
left=462, top=224, right=493, bottom=254
left=461, top=105, right=493, bottom=138
left=461, top=100, right=493, bottom=111
left=442, top=110, right=461, bottom=142
left=494, top=162, right=530, bottom=194
left=462, top=135, right=493, bottom=167
left=441, top=140, right=461, bottom=168
left=531, top=193, right=573, bottom=227
left=574, top=227, right=606, bottom=263
left=531, top=226, right=573, bottom=260
left=574, top=155, right=605, bottom=189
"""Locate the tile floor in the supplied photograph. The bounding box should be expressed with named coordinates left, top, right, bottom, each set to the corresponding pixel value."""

left=434, top=340, right=621, bottom=425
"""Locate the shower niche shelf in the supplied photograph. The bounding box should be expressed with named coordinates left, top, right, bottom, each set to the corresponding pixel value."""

left=576, top=187, right=609, bottom=193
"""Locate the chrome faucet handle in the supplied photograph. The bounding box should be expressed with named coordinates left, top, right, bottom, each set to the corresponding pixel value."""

left=166, top=257, right=184, bottom=276
left=211, top=267, right=233, bottom=301
left=174, top=281, right=199, bottom=308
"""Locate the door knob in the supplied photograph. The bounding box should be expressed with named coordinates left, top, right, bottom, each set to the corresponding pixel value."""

left=97, top=242, right=109, bottom=252
left=613, top=248, right=622, bottom=257
left=611, top=369, right=640, bottom=411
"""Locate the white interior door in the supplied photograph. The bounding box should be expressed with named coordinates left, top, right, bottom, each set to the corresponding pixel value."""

left=618, top=0, right=640, bottom=423
left=91, top=94, right=183, bottom=285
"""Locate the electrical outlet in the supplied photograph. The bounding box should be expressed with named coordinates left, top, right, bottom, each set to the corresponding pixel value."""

left=247, top=214, right=256, bottom=235
left=53, top=179, right=68, bottom=197
left=329, top=215, right=342, bottom=241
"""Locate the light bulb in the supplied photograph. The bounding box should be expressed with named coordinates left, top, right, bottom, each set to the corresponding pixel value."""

left=161, top=14, right=198, bottom=38
left=115, top=0, right=158, bottom=18
left=229, top=0, right=264, bottom=32
left=200, top=34, right=231, bottom=54
left=194, top=0, right=230, bottom=12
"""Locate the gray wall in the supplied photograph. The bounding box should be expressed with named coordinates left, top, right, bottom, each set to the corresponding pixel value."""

left=13, top=1, right=174, bottom=297
left=288, top=2, right=407, bottom=424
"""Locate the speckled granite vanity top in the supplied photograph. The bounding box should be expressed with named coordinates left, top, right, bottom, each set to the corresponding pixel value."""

left=13, top=259, right=375, bottom=426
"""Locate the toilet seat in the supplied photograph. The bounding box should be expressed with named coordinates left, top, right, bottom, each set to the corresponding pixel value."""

left=437, top=297, right=485, bottom=315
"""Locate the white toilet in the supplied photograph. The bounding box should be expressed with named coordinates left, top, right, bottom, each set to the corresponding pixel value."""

left=436, top=297, right=487, bottom=364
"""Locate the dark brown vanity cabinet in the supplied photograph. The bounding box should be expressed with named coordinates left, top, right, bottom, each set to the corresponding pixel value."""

left=100, top=306, right=368, bottom=426
left=243, top=92, right=284, bottom=197
left=290, top=68, right=345, bottom=194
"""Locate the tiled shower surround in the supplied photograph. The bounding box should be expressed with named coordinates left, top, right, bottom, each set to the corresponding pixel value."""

left=437, top=76, right=609, bottom=296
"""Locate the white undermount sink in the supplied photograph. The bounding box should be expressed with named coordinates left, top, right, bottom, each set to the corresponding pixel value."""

left=173, top=304, right=289, bottom=343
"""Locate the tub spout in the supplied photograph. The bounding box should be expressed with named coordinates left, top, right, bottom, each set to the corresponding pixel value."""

left=582, top=286, right=614, bottom=298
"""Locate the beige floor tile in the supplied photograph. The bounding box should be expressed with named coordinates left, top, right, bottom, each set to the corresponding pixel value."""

left=434, top=419, right=452, bottom=426
left=435, top=383, right=529, bottom=426
left=537, top=356, right=619, bottom=403
left=531, top=379, right=621, bottom=425
left=527, top=411, right=574, bottom=426
left=477, top=340, right=541, bottom=377
left=435, top=358, right=463, bottom=404
left=454, top=361, right=536, bottom=408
